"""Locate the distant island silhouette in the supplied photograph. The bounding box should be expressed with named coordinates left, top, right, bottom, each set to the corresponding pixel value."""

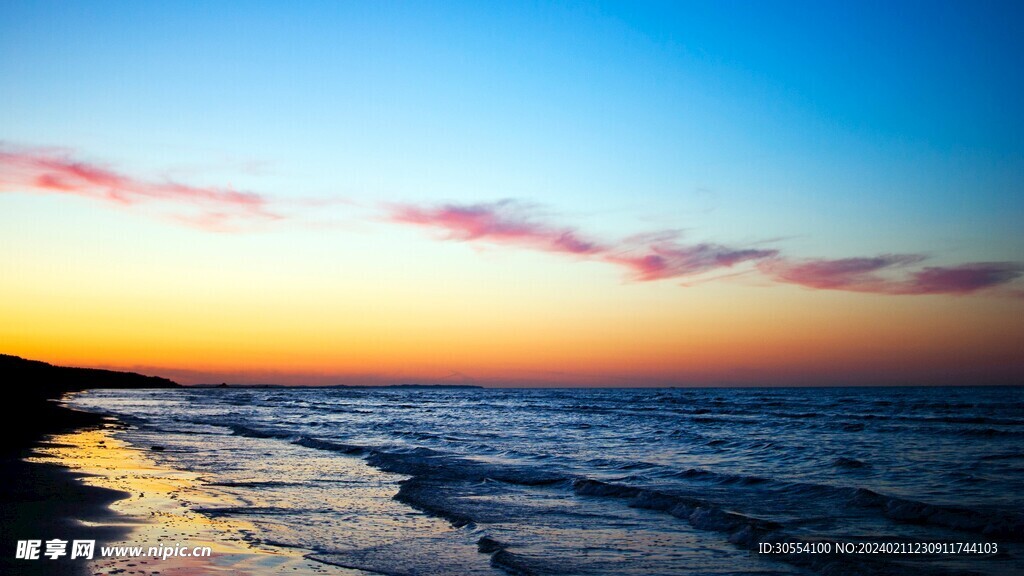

left=193, top=382, right=484, bottom=389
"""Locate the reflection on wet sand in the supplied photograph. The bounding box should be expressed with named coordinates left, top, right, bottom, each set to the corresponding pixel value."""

left=29, top=426, right=357, bottom=575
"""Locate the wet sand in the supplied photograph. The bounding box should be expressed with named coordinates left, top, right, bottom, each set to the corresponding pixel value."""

left=1, top=442, right=131, bottom=576
left=0, top=393, right=130, bottom=576
left=24, top=424, right=364, bottom=576
left=0, top=354, right=178, bottom=575
left=0, top=383, right=362, bottom=576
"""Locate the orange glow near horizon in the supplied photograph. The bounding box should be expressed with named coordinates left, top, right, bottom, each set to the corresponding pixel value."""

left=4, top=241, right=1021, bottom=386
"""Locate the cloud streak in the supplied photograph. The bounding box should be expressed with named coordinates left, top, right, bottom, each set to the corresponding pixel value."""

left=759, top=257, right=1024, bottom=295
left=389, top=200, right=606, bottom=255
left=388, top=200, right=779, bottom=281
left=389, top=200, right=1023, bottom=297
left=607, top=241, right=778, bottom=281
left=0, top=144, right=280, bottom=231
left=3, top=144, right=1020, bottom=298
left=905, top=263, right=1024, bottom=295
left=758, top=255, right=926, bottom=293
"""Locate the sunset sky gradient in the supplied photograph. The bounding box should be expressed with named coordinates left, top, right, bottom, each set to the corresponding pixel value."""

left=2, top=1, right=1022, bottom=386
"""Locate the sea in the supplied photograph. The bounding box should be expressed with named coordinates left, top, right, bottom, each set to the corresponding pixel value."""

left=69, top=386, right=1024, bottom=576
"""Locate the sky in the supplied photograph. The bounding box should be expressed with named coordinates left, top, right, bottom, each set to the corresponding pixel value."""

left=1, top=0, right=1022, bottom=386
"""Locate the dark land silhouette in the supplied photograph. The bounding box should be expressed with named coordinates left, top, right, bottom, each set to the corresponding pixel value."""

left=0, top=354, right=178, bottom=576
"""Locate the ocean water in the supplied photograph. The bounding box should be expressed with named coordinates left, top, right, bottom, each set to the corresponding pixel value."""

left=70, top=386, right=1024, bottom=576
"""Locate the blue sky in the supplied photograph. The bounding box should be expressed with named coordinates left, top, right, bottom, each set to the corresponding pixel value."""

left=4, top=2, right=1021, bottom=246
left=1, top=1, right=1022, bottom=384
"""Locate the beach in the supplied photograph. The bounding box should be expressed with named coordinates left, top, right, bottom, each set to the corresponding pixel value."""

left=4, top=2, right=1023, bottom=574
left=1, top=391, right=346, bottom=576
left=3, top=354, right=1022, bottom=575
left=27, top=425, right=345, bottom=576
left=55, top=385, right=1024, bottom=575
left=0, top=399, right=128, bottom=576
left=0, top=355, right=148, bottom=576
left=0, top=355, right=355, bottom=576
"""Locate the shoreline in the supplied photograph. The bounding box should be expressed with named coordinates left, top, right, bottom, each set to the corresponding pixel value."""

left=0, top=354, right=178, bottom=575
left=4, top=356, right=1020, bottom=575
left=2, top=391, right=350, bottom=576
left=0, top=398, right=133, bottom=576
left=27, top=419, right=343, bottom=576
left=0, top=356, right=353, bottom=576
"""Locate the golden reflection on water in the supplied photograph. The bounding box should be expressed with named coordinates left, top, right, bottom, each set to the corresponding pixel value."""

left=28, top=426, right=353, bottom=575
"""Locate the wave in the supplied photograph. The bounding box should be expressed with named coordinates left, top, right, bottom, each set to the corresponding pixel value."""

left=364, top=448, right=566, bottom=487
left=394, top=477, right=476, bottom=527
left=220, top=417, right=1024, bottom=543
left=585, top=457, right=657, bottom=471
left=671, top=467, right=770, bottom=485
left=571, top=478, right=779, bottom=546
left=205, top=480, right=305, bottom=488
left=215, top=417, right=1024, bottom=544
left=661, top=465, right=1024, bottom=541
left=292, top=436, right=366, bottom=455
left=309, top=530, right=515, bottom=576
left=567, top=480, right=964, bottom=576
left=979, top=452, right=1024, bottom=461
left=82, top=385, right=1024, bottom=576
left=690, top=415, right=758, bottom=425
left=218, top=419, right=567, bottom=487
left=833, top=457, right=869, bottom=469
left=850, top=488, right=1024, bottom=541
left=223, top=422, right=296, bottom=440
left=489, top=548, right=547, bottom=576
left=948, top=427, right=1024, bottom=438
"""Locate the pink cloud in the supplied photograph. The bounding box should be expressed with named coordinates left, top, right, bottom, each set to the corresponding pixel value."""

left=4, top=143, right=1020, bottom=299
left=760, top=256, right=1023, bottom=296
left=389, top=200, right=606, bottom=256
left=903, top=263, right=1024, bottom=295
left=388, top=200, right=776, bottom=281
left=608, top=241, right=778, bottom=281
left=0, top=144, right=279, bottom=231
left=390, top=200, right=1023, bottom=297
left=757, top=254, right=926, bottom=292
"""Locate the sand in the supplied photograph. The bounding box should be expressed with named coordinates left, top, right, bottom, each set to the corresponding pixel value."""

left=30, top=422, right=371, bottom=576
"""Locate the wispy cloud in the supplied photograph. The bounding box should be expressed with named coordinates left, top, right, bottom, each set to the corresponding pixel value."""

left=0, top=144, right=280, bottom=231
left=607, top=238, right=778, bottom=281
left=757, top=255, right=926, bottom=293
left=388, top=200, right=777, bottom=281
left=4, top=144, right=1020, bottom=298
left=901, top=262, right=1024, bottom=295
left=389, top=200, right=1023, bottom=297
left=389, top=200, right=606, bottom=255
left=759, top=257, right=1024, bottom=295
